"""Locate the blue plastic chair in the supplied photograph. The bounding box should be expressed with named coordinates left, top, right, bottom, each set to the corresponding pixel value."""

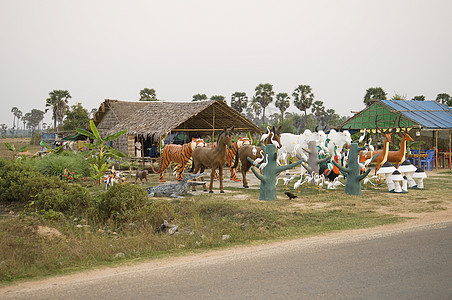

left=420, top=150, right=435, bottom=171
left=409, top=149, right=420, bottom=165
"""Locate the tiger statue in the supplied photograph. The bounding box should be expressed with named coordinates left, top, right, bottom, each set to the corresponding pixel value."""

left=226, top=137, right=251, bottom=182
left=151, top=138, right=206, bottom=182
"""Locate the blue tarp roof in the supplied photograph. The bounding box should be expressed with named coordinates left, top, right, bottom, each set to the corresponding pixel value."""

left=380, top=100, right=452, bottom=129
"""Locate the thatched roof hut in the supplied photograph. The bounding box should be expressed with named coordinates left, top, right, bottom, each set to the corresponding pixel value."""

left=108, top=99, right=261, bottom=139
left=94, top=99, right=261, bottom=156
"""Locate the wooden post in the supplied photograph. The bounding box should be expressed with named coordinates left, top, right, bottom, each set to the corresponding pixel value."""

left=449, top=129, right=452, bottom=170
left=418, top=126, right=421, bottom=167
left=212, top=104, right=215, bottom=145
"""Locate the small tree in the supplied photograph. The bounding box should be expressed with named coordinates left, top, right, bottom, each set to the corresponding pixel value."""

left=363, top=87, right=387, bottom=106
left=436, top=93, right=452, bottom=106
left=412, top=95, right=425, bottom=101
left=210, top=95, right=226, bottom=102
left=139, top=88, right=157, bottom=101
left=254, top=83, right=274, bottom=126
left=192, top=94, right=208, bottom=101
left=76, top=120, right=127, bottom=183
left=231, top=92, right=248, bottom=113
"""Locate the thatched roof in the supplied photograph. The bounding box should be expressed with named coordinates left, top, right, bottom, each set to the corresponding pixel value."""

left=93, top=99, right=150, bottom=126
left=107, top=100, right=261, bottom=139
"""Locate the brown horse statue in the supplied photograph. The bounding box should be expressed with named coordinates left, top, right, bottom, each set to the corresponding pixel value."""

left=191, top=128, right=234, bottom=193
left=232, top=126, right=282, bottom=188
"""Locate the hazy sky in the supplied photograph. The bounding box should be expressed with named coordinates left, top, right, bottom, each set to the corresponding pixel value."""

left=1, top=0, right=451, bottom=128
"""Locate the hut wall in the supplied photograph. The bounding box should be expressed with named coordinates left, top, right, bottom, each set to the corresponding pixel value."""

left=127, top=135, right=135, bottom=156
left=96, top=109, right=128, bottom=154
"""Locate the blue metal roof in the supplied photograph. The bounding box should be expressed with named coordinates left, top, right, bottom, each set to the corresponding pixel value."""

left=380, top=100, right=452, bottom=129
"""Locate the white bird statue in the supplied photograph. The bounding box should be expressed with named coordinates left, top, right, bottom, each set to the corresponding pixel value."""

left=358, top=129, right=367, bottom=144
left=260, top=126, right=271, bottom=142
left=259, top=154, right=269, bottom=171
left=253, top=150, right=265, bottom=165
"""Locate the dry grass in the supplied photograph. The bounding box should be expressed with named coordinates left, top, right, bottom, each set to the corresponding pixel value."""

left=1, top=150, right=451, bottom=284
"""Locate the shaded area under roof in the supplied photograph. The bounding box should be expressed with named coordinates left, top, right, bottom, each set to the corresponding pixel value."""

left=107, top=100, right=262, bottom=139
left=343, top=100, right=452, bottom=130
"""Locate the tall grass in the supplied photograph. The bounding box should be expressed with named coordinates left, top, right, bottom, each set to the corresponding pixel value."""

left=33, top=152, right=89, bottom=178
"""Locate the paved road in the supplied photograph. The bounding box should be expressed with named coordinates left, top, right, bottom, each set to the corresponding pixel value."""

left=2, top=222, right=452, bottom=300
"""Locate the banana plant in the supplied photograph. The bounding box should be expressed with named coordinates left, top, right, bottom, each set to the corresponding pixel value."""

left=4, top=143, right=28, bottom=160
left=76, top=120, right=127, bottom=183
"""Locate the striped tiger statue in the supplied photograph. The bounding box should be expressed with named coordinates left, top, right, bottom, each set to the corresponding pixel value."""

left=226, top=137, right=251, bottom=182
left=151, top=138, right=206, bottom=182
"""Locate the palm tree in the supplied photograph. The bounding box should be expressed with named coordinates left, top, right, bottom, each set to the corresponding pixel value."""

left=11, top=107, right=18, bottom=130
left=45, top=90, right=72, bottom=129
left=248, top=96, right=262, bottom=122
left=293, top=85, right=314, bottom=125
left=363, top=87, right=387, bottom=106
left=254, top=83, right=274, bottom=125
left=275, top=93, right=290, bottom=121
left=139, top=88, right=157, bottom=101
left=16, top=110, right=22, bottom=132
left=231, top=92, right=248, bottom=113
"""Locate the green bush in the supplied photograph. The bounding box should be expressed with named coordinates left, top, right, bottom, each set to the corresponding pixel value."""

left=0, top=159, right=42, bottom=203
left=92, top=183, right=149, bottom=224
left=0, top=159, right=92, bottom=216
left=34, top=152, right=89, bottom=179
left=31, top=182, right=92, bottom=216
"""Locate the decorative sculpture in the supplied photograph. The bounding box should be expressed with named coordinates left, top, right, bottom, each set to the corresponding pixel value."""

left=397, top=160, right=417, bottom=188
left=150, top=138, right=206, bottom=182
left=301, top=141, right=331, bottom=174
left=390, top=170, right=404, bottom=193
left=376, top=162, right=397, bottom=192
left=412, top=167, right=427, bottom=189
left=247, top=144, right=302, bottom=201
left=332, top=143, right=379, bottom=196
left=232, top=126, right=282, bottom=188
left=191, top=128, right=234, bottom=193
left=146, top=173, right=206, bottom=198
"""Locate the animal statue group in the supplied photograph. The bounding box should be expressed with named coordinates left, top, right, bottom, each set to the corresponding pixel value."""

left=146, top=173, right=206, bottom=198
left=150, top=137, right=206, bottom=182
left=191, top=128, right=235, bottom=193
left=277, top=128, right=352, bottom=169
left=360, top=116, right=414, bottom=175
left=232, top=126, right=282, bottom=188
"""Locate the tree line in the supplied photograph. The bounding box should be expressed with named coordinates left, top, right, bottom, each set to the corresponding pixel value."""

left=2, top=86, right=450, bottom=138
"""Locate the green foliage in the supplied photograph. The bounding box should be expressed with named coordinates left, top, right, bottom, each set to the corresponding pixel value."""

left=0, top=159, right=41, bottom=202
left=364, top=87, right=387, bottom=106
left=139, top=88, right=157, bottom=101
left=0, top=159, right=92, bottom=216
left=76, top=120, right=126, bottom=183
left=92, top=183, right=149, bottom=224
left=34, top=152, right=89, bottom=178
left=192, top=93, right=208, bottom=101
left=62, top=102, right=90, bottom=130
left=29, top=181, right=92, bottom=216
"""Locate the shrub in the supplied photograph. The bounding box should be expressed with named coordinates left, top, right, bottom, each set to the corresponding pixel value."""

left=31, top=182, right=92, bottom=216
left=92, top=183, right=149, bottom=224
left=34, top=152, right=89, bottom=179
left=0, top=159, right=42, bottom=203
left=0, top=159, right=92, bottom=216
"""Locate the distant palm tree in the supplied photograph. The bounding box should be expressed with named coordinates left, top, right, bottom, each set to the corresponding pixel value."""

left=293, top=85, right=314, bottom=125
left=363, top=87, right=387, bottom=106
left=45, top=90, right=72, bottom=129
left=16, top=110, right=22, bottom=131
left=275, top=93, right=290, bottom=121
left=231, top=92, right=248, bottom=113
left=11, top=107, right=18, bottom=130
left=254, top=83, right=274, bottom=125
